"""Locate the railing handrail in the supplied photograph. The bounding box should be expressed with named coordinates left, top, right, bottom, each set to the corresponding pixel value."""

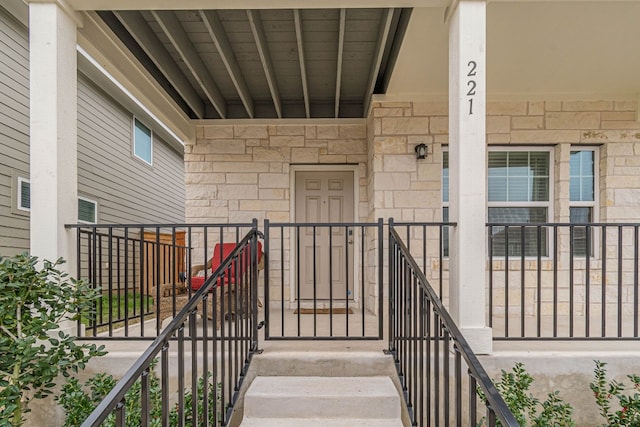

left=65, top=222, right=256, bottom=229
left=80, top=226, right=260, bottom=427
left=389, top=225, right=520, bottom=426
left=487, top=221, right=640, bottom=227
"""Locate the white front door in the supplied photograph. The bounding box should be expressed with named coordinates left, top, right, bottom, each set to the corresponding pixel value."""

left=295, top=170, right=354, bottom=300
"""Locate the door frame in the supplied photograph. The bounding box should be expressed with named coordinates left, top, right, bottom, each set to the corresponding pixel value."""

left=289, top=164, right=361, bottom=305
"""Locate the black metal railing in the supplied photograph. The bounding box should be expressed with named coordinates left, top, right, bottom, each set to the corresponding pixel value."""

left=80, top=226, right=262, bottom=427
left=488, top=223, right=640, bottom=340
left=263, top=219, right=384, bottom=340
left=67, top=222, right=255, bottom=338
left=389, top=220, right=519, bottom=426
left=391, top=221, right=455, bottom=300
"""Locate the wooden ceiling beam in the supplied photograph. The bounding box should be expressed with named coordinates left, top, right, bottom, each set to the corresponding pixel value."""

left=151, top=10, right=227, bottom=118
left=363, top=8, right=394, bottom=117
left=293, top=9, right=310, bottom=119
left=335, top=8, right=346, bottom=118
left=114, top=11, right=205, bottom=119
left=200, top=10, right=254, bottom=118
left=247, top=9, right=282, bottom=118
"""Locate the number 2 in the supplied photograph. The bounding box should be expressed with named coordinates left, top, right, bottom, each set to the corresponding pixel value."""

left=467, top=61, right=477, bottom=77
left=467, top=80, right=476, bottom=96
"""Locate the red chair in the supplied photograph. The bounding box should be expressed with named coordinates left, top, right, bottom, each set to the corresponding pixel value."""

left=190, top=242, right=263, bottom=291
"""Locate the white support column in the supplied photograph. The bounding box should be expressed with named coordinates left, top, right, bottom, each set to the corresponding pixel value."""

left=448, top=0, right=492, bottom=354
left=29, top=2, right=80, bottom=271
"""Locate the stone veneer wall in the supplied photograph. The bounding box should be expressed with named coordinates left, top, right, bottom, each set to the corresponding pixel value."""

left=186, top=122, right=368, bottom=304
left=367, top=99, right=640, bottom=333
left=185, top=101, right=640, bottom=328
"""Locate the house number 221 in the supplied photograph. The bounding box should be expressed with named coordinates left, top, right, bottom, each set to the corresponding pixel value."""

left=467, top=60, right=477, bottom=115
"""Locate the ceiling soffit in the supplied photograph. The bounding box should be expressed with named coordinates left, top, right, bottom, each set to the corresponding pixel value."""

left=100, top=8, right=412, bottom=119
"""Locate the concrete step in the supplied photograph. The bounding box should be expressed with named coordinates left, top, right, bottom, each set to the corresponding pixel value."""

left=240, top=376, right=402, bottom=425
left=240, top=417, right=404, bottom=427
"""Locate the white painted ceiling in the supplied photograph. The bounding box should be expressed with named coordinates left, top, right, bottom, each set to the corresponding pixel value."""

left=387, top=2, right=640, bottom=99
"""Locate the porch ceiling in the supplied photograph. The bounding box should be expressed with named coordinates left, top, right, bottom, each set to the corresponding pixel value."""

left=388, top=2, right=640, bottom=99
left=98, top=8, right=411, bottom=119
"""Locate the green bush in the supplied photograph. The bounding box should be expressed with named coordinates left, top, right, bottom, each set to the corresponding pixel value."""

left=480, top=362, right=574, bottom=427
left=0, top=254, right=106, bottom=426
left=590, top=360, right=640, bottom=426
left=58, top=367, right=221, bottom=427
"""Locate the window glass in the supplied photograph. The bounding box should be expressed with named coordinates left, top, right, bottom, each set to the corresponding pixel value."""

left=78, top=198, right=97, bottom=223
left=134, top=119, right=152, bottom=165
left=18, top=178, right=30, bottom=211
left=570, top=150, right=594, bottom=202
left=570, top=150, right=596, bottom=256
left=488, top=151, right=549, bottom=202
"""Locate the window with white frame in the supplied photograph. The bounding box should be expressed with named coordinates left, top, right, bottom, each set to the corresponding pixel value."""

left=487, top=149, right=551, bottom=257
left=442, top=151, right=449, bottom=257
left=78, top=197, right=98, bottom=224
left=569, top=148, right=597, bottom=256
left=17, top=177, right=30, bottom=211
left=133, top=118, right=153, bottom=165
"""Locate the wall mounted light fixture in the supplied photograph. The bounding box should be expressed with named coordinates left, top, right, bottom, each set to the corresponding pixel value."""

left=415, top=143, right=428, bottom=160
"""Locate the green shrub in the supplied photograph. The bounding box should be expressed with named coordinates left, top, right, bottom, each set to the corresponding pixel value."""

left=590, top=360, right=640, bottom=426
left=480, top=362, right=574, bottom=426
left=0, top=254, right=106, bottom=426
left=58, top=367, right=221, bottom=427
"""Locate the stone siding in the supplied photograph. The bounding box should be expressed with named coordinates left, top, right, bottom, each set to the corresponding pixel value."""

left=186, top=122, right=368, bottom=304
left=367, top=99, right=640, bottom=333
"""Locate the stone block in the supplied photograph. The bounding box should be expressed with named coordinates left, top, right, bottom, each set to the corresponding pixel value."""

left=193, top=139, right=246, bottom=154
left=382, top=155, right=417, bottom=172
left=328, top=139, right=366, bottom=154
left=203, top=126, right=234, bottom=139
left=511, top=130, right=580, bottom=143
left=276, top=125, right=305, bottom=136
left=305, top=126, right=317, bottom=139
left=339, top=124, right=366, bottom=138
left=186, top=162, right=213, bottom=173
left=184, top=154, right=205, bottom=162
left=615, top=100, right=638, bottom=111
left=186, top=185, right=217, bottom=200
left=217, top=184, right=258, bottom=200
left=318, top=154, right=347, bottom=163
left=211, top=162, right=270, bottom=173
left=375, top=172, right=411, bottom=190
left=234, top=125, right=268, bottom=138
left=600, top=121, right=640, bottom=130
left=373, top=107, right=404, bottom=117
left=512, top=116, right=543, bottom=130
left=487, top=101, right=527, bottom=116
left=528, top=101, right=545, bottom=116
left=317, top=125, right=339, bottom=139
left=252, top=147, right=287, bottom=162
left=381, top=117, right=429, bottom=135
left=185, top=172, right=225, bottom=184
left=546, top=112, right=601, bottom=129
left=545, top=101, right=562, bottom=111
left=562, top=100, right=614, bottom=111
left=259, top=173, right=289, bottom=189
left=393, top=190, right=438, bottom=208
left=226, top=173, right=258, bottom=184
left=412, top=102, right=448, bottom=116
left=601, top=112, right=636, bottom=121
left=240, top=200, right=289, bottom=211
left=430, top=116, right=448, bottom=134
left=291, top=147, right=319, bottom=163
left=270, top=135, right=305, bottom=147
left=374, top=136, right=408, bottom=154
left=487, top=116, right=510, bottom=133
left=259, top=189, right=286, bottom=200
